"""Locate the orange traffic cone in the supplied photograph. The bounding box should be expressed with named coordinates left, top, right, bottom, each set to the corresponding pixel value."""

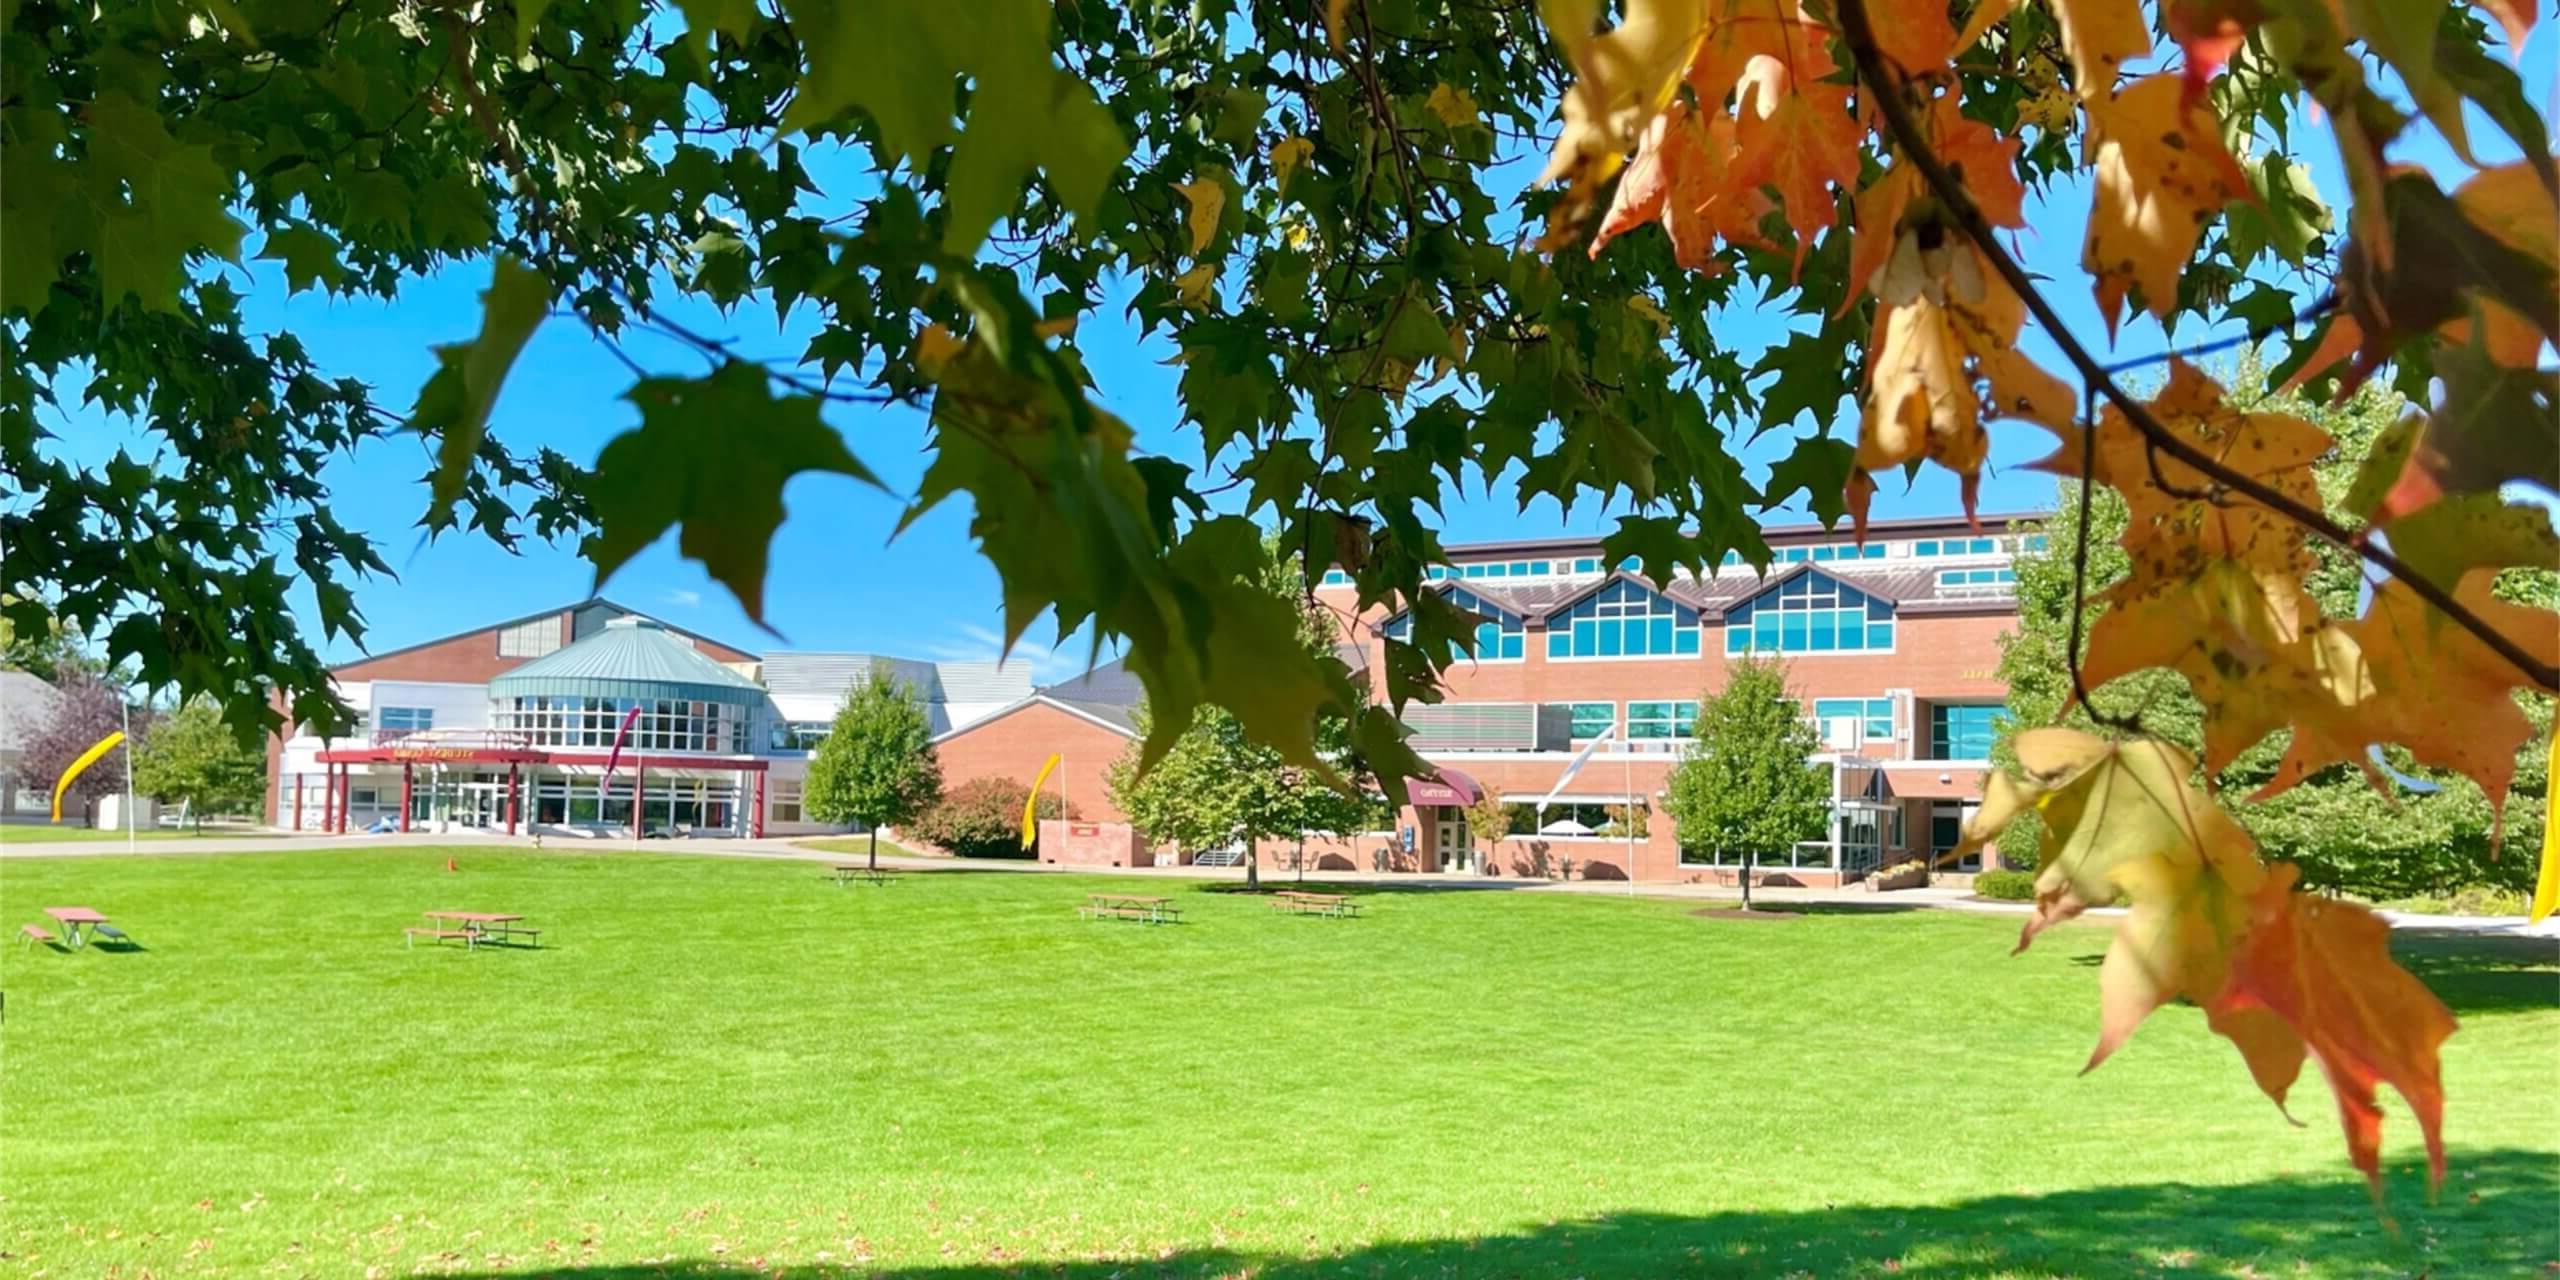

left=445, top=857, right=457, bottom=873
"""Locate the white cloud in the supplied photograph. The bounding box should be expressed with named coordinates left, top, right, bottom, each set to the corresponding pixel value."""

left=663, top=588, right=703, bottom=608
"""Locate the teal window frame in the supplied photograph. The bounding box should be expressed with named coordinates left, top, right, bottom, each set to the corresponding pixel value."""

left=1546, top=578, right=1703, bottom=660
left=1929, top=703, right=2007, bottom=760
left=1813, top=697, right=1893, bottom=741
left=1723, top=571, right=1895, bottom=656
left=1627, top=700, right=1698, bottom=740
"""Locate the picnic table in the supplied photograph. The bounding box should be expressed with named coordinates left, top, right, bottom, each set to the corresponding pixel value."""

left=407, top=911, right=542, bottom=950
left=1078, top=893, right=1180, bottom=924
left=1270, top=890, right=1361, bottom=919
left=826, top=865, right=899, bottom=886
left=41, top=907, right=116, bottom=949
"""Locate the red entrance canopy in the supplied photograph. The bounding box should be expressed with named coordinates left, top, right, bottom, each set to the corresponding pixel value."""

left=1405, top=768, right=1484, bottom=807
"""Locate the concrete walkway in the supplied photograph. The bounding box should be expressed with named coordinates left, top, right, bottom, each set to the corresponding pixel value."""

left=4, top=827, right=2552, bottom=937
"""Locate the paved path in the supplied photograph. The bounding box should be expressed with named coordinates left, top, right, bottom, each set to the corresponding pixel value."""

left=5, top=827, right=2551, bottom=937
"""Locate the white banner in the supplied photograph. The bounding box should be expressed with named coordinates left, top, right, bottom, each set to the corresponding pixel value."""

left=1538, top=724, right=1617, bottom=811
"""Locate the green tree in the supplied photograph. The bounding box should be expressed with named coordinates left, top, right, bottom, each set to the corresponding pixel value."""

left=1108, top=549, right=1376, bottom=891
left=132, top=699, right=266, bottom=825
left=1665, top=655, right=1830, bottom=910
left=1995, top=359, right=2552, bottom=897
left=803, top=672, right=943, bottom=871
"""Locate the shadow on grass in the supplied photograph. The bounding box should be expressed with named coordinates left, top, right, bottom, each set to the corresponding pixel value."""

left=2057, top=933, right=2555, bottom=1019
left=1727, top=900, right=1933, bottom=916
left=434, top=1148, right=2555, bottom=1278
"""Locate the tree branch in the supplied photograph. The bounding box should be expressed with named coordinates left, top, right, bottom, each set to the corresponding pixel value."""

left=1832, top=0, right=2559, bottom=695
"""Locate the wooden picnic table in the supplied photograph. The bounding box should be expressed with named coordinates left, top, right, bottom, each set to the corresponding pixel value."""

left=1079, top=893, right=1180, bottom=924
left=826, top=865, right=898, bottom=886
left=42, top=907, right=110, bottom=949
left=1270, top=890, right=1362, bottom=919
left=410, top=911, right=541, bottom=950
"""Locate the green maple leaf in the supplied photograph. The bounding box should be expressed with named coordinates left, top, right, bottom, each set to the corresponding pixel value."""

left=2382, top=495, right=2560, bottom=592
left=82, top=90, right=246, bottom=312
left=415, top=256, right=553, bottom=514
left=1761, top=436, right=1854, bottom=528
left=588, top=360, right=882, bottom=624
left=257, top=222, right=350, bottom=296
left=781, top=0, right=1126, bottom=256
left=0, top=146, right=71, bottom=315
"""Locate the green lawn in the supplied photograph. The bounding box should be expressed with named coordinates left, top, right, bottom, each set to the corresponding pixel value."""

left=1, top=849, right=2550, bottom=1278
left=0, top=823, right=223, bottom=843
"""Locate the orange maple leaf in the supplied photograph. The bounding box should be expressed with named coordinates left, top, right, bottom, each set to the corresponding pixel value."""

left=1591, top=103, right=1770, bottom=271
left=2081, top=75, right=2251, bottom=335
left=2208, top=863, right=2458, bottom=1205
left=1732, top=55, right=1862, bottom=276
left=1535, top=0, right=1710, bottom=252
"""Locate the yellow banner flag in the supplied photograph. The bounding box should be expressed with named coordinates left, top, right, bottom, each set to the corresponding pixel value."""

left=2532, top=735, right=2559, bottom=924
left=1021, top=753, right=1062, bottom=850
left=51, top=730, right=127, bottom=822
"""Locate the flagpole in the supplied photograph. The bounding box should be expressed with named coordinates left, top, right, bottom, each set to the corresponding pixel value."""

left=121, top=695, right=135, bottom=855
left=1622, top=746, right=1635, bottom=896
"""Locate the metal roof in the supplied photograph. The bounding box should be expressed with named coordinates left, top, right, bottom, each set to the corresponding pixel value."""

left=487, top=617, right=766, bottom=703
left=0, top=669, right=61, bottom=754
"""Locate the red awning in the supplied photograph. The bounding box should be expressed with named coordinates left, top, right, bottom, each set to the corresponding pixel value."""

left=1405, top=768, right=1484, bottom=807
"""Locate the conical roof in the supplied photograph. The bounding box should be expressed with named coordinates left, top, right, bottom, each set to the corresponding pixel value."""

left=488, top=616, right=765, bottom=703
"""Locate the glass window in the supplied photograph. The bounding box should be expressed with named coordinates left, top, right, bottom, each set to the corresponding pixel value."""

left=1933, top=802, right=1980, bottom=871
left=770, top=778, right=804, bottom=824
left=1573, top=558, right=1599, bottom=574
left=1724, top=572, right=1896, bottom=655
left=1321, top=570, right=1349, bottom=586
left=1463, top=564, right=1486, bottom=578
left=1914, top=540, right=1939, bottom=556
left=1929, top=704, right=2008, bottom=760
left=1627, top=700, right=1697, bottom=739
left=496, top=618, right=562, bottom=658
left=1813, top=697, right=1893, bottom=742
left=376, top=706, right=435, bottom=735
left=1862, top=544, right=1886, bottom=559
left=1547, top=579, right=1702, bottom=659
left=1543, top=701, right=1616, bottom=741
left=1384, top=586, right=1526, bottom=660
left=2023, top=533, right=2049, bottom=551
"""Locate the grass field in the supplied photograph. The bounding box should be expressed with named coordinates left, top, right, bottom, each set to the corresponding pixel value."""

left=1, top=848, right=2551, bottom=1278
left=0, top=824, right=222, bottom=844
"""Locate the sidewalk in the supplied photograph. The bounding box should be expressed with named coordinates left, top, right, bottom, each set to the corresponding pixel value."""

left=4, top=828, right=2551, bottom=937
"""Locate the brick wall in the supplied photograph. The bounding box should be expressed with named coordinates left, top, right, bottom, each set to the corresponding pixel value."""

left=933, top=700, right=1134, bottom=823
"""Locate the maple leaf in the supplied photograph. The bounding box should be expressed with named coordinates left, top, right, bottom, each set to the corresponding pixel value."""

left=2262, top=570, right=2560, bottom=845
left=1685, top=0, right=1830, bottom=114
left=1591, top=103, right=1768, bottom=271
left=1732, top=55, right=1862, bottom=276
left=1847, top=240, right=2073, bottom=534
left=414, top=256, right=553, bottom=516
left=2165, top=0, right=2249, bottom=104
left=2208, top=863, right=2458, bottom=1204
left=2287, top=162, right=2560, bottom=397
left=1840, top=165, right=1920, bottom=311
left=2084, top=360, right=2332, bottom=587
left=2081, top=75, right=2251, bottom=334
left=1173, top=175, right=1227, bottom=256
left=1535, top=0, right=1708, bottom=250
left=82, top=89, right=248, bottom=312
left=1269, top=137, right=1313, bottom=192
left=1425, top=83, right=1480, bottom=129
left=589, top=360, right=882, bottom=625
left=1959, top=730, right=2267, bottom=1071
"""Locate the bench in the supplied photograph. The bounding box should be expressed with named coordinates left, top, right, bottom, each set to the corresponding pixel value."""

left=18, top=924, right=55, bottom=947
left=473, top=925, right=542, bottom=947
left=92, top=923, right=129, bottom=943
left=827, top=866, right=898, bottom=886
left=404, top=927, right=478, bottom=950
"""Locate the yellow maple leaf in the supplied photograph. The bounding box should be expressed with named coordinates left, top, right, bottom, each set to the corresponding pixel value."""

left=1173, top=262, right=1217, bottom=309
left=2261, top=571, right=2560, bottom=845
left=2081, top=75, right=2249, bottom=334
left=1535, top=0, right=1708, bottom=251
left=1590, top=102, right=1768, bottom=271
left=1960, top=730, right=2266, bottom=1071
left=1269, top=136, right=1313, bottom=192
left=1173, top=176, right=1225, bottom=257
left=1425, top=83, right=1479, bottom=129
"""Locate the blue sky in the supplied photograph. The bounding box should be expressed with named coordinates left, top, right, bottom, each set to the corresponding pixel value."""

left=54, top=20, right=2552, bottom=685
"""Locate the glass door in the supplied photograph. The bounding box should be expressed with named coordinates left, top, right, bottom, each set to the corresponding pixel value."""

left=1434, top=808, right=1470, bottom=872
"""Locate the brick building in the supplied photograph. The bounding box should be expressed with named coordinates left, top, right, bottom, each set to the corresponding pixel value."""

left=932, top=512, right=2039, bottom=885
left=265, top=598, right=1029, bottom=838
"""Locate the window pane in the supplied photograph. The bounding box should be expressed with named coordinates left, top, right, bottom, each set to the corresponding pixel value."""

left=1502, top=634, right=1522, bottom=659
left=1548, top=631, right=1570, bottom=658
left=1676, top=629, right=1700, bottom=655
left=1780, top=613, right=1807, bottom=650
left=1810, top=612, right=1836, bottom=651
left=1598, top=621, right=1620, bottom=657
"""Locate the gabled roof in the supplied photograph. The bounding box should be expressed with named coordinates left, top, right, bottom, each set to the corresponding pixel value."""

left=929, top=693, right=1138, bottom=744
left=488, top=617, right=764, bottom=702
left=332, top=596, right=755, bottom=674
left=1037, top=656, right=1144, bottom=707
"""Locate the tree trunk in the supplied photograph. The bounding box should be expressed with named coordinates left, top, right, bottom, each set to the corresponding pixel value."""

left=867, top=824, right=878, bottom=872
left=1245, top=844, right=1260, bottom=892
left=1295, top=835, right=1306, bottom=883
left=1741, top=847, right=1755, bottom=911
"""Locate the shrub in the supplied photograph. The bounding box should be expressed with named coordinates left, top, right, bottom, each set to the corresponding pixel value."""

left=1972, top=869, right=2037, bottom=901
left=906, top=776, right=1078, bottom=859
